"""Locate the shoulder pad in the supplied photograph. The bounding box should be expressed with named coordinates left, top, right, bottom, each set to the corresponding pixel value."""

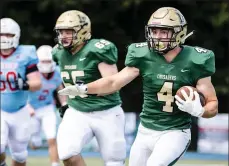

left=190, top=46, right=214, bottom=64
left=88, top=39, right=118, bottom=64
left=16, top=45, right=37, bottom=59
left=17, top=45, right=36, bottom=53
left=133, top=42, right=148, bottom=48
left=91, top=39, right=116, bottom=51
left=189, top=46, right=215, bottom=80
left=127, top=42, right=149, bottom=58
left=52, top=44, right=63, bottom=54
left=193, top=46, right=211, bottom=54
left=16, top=45, right=38, bottom=66
left=125, top=42, right=149, bottom=67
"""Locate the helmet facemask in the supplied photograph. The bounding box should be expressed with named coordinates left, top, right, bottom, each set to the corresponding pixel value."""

left=55, top=29, right=76, bottom=49
left=37, top=60, right=56, bottom=73
left=145, top=25, right=186, bottom=54
left=145, top=7, right=191, bottom=54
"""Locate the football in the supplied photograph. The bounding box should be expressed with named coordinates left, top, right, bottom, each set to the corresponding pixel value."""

left=176, top=86, right=206, bottom=106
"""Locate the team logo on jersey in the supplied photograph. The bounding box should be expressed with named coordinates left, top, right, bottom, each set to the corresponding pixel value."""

left=157, top=74, right=176, bottom=81
left=64, top=65, right=77, bottom=70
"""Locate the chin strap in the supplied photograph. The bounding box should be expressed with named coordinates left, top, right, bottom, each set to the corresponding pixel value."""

left=181, top=30, right=195, bottom=44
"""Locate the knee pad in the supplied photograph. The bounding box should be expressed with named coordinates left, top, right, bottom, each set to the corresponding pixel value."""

left=57, top=128, right=82, bottom=160
left=103, top=139, right=126, bottom=162
left=30, top=136, right=42, bottom=148
left=58, top=152, right=80, bottom=161
left=57, top=143, right=80, bottom=161
left=105, top=161, right=125, bottom=166
left=11, top=150, right=28, bottom=163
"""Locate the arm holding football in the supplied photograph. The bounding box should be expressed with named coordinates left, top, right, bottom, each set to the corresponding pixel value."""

left=196, top=76, right=218, bottom=118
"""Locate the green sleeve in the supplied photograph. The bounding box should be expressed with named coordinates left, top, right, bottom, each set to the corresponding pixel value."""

left=95, top=40, right=118, bottom=64
left=125, top=44, right=139, bottom=67
left=193, top=51, right=215, bottom=81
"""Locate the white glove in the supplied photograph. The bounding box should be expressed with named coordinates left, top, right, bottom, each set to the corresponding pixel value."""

left=58, top=84, right=88, bottom=98
left=175, top=87, right=205, bottom=117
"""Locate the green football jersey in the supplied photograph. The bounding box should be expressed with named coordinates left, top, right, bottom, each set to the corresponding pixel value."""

left=125, top=42, right=215, bottom=131
left=52, top=39, right=122, bottom=112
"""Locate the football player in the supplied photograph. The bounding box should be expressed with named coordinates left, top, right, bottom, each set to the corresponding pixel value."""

left=52, top=10, right=126, bottom=166
left=59, top=7, right=218, bottom=166
left=0, top=18, right=41, bottom=166
left=27, top=45, right=66, bottom=166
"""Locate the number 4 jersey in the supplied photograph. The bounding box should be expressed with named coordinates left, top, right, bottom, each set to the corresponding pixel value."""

left=125, top=43, right=215, bottom=131
left=1, top=45, right=38, bottom=113
left=52, top=39, right=122, bottom=112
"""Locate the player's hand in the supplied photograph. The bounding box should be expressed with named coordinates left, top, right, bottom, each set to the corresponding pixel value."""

left=15, top=73, right=29, bottom=90
left=58, top=80, right=88, bottom=98
left=175, top=87, right=205, bottom=117
left=59, top=104, right=69, bottom=118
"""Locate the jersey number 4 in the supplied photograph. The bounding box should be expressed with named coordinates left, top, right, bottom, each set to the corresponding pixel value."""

left=157, top=82, right=175, bottom=112
left=61, top=71, right=84, bottom=98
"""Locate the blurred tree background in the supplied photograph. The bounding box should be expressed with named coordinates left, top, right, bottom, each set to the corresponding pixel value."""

left=1, top=0, right=228, bottom=114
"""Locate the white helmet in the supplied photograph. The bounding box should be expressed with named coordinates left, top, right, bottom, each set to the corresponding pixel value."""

left=0, top=18, right=20, bottom=49
left=37, top=45, right=56, bottom=73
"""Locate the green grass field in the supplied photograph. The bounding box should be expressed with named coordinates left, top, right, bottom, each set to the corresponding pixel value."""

left=6, top=156, right=228, bottom=166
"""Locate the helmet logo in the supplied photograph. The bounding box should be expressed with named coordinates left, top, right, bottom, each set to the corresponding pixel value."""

left=78, top=14, right=86, bottom=24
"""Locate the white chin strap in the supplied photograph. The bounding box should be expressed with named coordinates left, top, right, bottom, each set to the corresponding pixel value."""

left=37, top=62, right=56, bottom=73
left=181, top=31, right=194, bottom=44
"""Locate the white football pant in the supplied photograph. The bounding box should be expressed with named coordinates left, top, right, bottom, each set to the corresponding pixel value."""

left=0, top=105, right=31, bottom=163
left=129, top=123, right=191, bottom=166
left=57, top=105, right=126, bottom=166
left=30, top=104, right=57, bottom=147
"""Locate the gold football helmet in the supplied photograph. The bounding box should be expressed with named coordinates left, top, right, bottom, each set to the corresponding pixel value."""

left=54, top=10, right=91, bottom=49
left=145, top=7, right=192, bottom=53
